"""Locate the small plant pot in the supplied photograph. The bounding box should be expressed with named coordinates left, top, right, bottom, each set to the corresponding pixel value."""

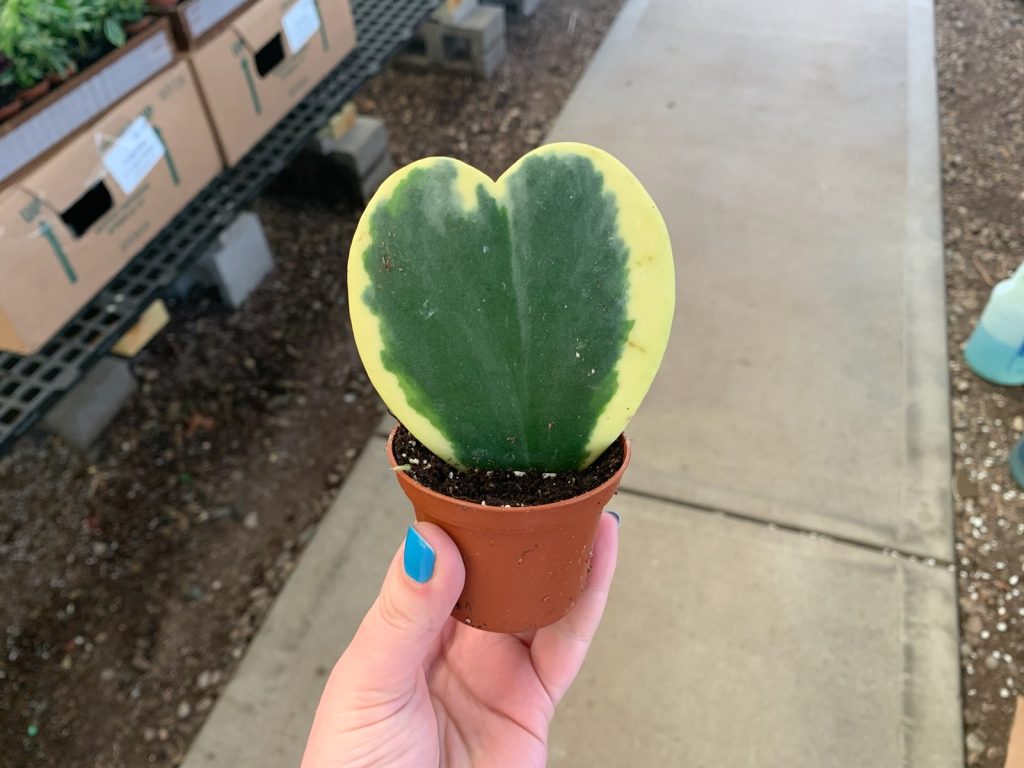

left=47, top=65, right=76, bottom=86
left=387, top=428, right=630, bottom=633
left=125, top=16, right=156, bottom=36
left=19, top=80, right=51, bottom=104
left=0, top=95, right=22, bottom=122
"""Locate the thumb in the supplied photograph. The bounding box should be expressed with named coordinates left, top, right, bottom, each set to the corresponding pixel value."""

left=340, top=522, right=465, bottom=693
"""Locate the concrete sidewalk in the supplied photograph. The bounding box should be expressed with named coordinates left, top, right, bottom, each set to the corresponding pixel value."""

left=183, top=0, right=962, bottom=764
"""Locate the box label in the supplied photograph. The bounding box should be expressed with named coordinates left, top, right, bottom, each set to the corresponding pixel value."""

left=102, top=116, right=166, bottom=196
left=282, top=0, right=321, bottom=54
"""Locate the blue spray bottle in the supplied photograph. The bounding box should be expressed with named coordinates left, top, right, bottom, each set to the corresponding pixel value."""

left=964, top=262, right=1024, bottom=386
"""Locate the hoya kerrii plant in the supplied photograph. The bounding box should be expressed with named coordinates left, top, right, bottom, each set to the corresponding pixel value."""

left=349, top=142, right=674, bottom=476
left=348, top=142, right=674, bottom=633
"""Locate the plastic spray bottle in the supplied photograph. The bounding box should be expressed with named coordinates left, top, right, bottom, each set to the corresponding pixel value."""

left=964, top=262, right=1024, bottom=386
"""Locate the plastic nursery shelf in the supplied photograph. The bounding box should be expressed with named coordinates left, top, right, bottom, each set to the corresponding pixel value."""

left=0, top=0, right=438, bottom=453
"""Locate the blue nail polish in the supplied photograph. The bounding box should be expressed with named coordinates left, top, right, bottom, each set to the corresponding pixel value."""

left=606, top=510, right=621, bottom=527
left=404, top=526, right=435, bottom=583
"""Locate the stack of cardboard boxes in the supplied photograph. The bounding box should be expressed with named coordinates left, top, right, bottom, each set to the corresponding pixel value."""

left=0, top=0, right=356, bottom=355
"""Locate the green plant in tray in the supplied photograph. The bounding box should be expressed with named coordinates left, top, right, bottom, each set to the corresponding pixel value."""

left=0, top=0, right=145, bottom=95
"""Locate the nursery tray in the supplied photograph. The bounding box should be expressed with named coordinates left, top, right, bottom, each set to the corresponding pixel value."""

left=0, top=0, right=439, bottom=453
left=0, top=19, right=176, bottom=187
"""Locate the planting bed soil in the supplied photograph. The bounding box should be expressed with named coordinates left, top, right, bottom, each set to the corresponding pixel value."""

left=0, top=2, right=625, bottom=766
left=937, top=0, right=1024, bottom=764
left=392, top=424, right=625, bottom=506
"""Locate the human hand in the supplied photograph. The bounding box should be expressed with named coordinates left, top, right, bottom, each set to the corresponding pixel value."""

left=301, top=511, right=620, bottom=768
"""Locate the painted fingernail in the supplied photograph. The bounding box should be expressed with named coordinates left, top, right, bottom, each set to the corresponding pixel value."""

left=403, top=526, right=435, bottom=583
left=606, top=510, right=621, bottom=528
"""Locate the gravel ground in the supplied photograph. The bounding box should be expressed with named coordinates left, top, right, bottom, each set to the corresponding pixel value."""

left=936, top=0, right=1024, bottom=764
left=0, top=2, right=622, bottom=766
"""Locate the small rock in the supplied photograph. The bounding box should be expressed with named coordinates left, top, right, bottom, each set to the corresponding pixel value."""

left=158, top=727, right=169, bottom=742
left=243, top=512, right=259, bottom=530
left=966, top=731, right=984, bottom=761
left=177, top=700, right=192, bottom=719
left=985, top=655, right=999, bottom=670
left=965, top=615, right=983, bottom=636
left=327, top=472, right=341, bottom=486
left=143, top=727, right=157, bottom=742
left=100, top=667, right=116, bottom=682
left=196, top=696, right=213, bottom=713
left=955, top=378, right=970, bottom=392
left=1015, top=415, right=1024, bottom=433
left=955, top=467, right=979, bottom=500
left=183, top=583, right=204, bottom=602
left=196, top=670, right=214, bottom=689
left=209, top=505, right=236, bottom=521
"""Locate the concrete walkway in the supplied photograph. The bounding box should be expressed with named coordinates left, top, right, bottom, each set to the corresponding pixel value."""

left=183, top=0, right=962, bottom=765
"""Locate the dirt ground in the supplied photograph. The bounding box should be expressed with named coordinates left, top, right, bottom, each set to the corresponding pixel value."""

left=936, top=0, right=1024, bottom=764
left=0, top=2, right=623, bottom=766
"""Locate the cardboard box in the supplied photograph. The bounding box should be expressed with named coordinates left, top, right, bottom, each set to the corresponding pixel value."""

left=0, top=61, right=222, bottom=355
left=162, top=0, right=258, bottom=49
left=0, top=20, right=176, bottom=189
left=190, top=0, right=356, bottom=166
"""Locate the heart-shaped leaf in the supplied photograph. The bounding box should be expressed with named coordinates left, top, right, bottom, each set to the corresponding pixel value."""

left=349, top=142, right=674, bottom=471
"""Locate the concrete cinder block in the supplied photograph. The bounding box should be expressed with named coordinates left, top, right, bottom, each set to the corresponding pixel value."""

left=198, top=212, right=274, bottom=309
left=315, top=116, right=388, bottom=178
left=436, top=5, right=506, bottom=78
left=396, top=6, right=506, bottom=78
left=43, top=357, right=137, bottom=452
left=438, top=4, right=505, bottom=60
left=358, top=151, right=396, bottom=203
left=394, top=22, right=442, bottom=69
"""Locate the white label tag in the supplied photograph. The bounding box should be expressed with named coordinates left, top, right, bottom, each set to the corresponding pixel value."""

left=282, top=0, right=321, bottom=54
left=102, top=116, right=165, bottom=195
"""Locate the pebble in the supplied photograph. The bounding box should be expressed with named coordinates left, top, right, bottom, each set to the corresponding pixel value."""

left=243, top=512, right=260, bottom=530
left=177, top=700, right=192, bottom=719
left=196, top=670, right=214, bottom=689
left=1015, top=415, right=1024, bottom=432
left=966, top=614, right=984, bottom=636
left=196, top=696, right=213, bottom=713
left=966, top=732, right=985, bottom=761
left=183, top=583, right=204, bottom=602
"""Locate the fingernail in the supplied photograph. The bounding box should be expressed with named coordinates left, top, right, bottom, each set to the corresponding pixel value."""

left=403, top=526, right=435, bottom=583
left=606, top=510, right=621, bottom=528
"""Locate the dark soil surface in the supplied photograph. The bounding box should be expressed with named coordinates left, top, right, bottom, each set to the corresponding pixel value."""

left=392, top=425, right=625, bottom=506
left=936, top=0, right=1024, bottom=764
left=0, top=3, right=623, bottom=767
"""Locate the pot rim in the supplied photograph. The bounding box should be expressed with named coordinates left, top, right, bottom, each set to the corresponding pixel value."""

left=386, top=425, right=631, bottom=514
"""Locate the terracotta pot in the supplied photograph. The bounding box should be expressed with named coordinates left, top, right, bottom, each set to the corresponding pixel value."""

left=19, top=80, right=51, bottom=104
left=125, top=16, right=156, bottom=36
left=47, top=65, right=76, bottom=86
left=0, top=96, right=22, bottom=122
left=387, top=428, right=630, bottom=633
